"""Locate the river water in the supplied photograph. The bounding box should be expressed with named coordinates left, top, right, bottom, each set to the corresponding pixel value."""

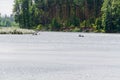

left=0, top=32, right=120, bottom=80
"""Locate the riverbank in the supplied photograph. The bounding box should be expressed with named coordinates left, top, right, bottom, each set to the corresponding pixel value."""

left=0, top=27, right=35, bottom=34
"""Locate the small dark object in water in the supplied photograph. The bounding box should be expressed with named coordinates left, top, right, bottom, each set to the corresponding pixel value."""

left=33, top=31, right=39, bottom=35
left=79, top=34, right=84, bottom=37
left=33, top=33, right=37, bottom=35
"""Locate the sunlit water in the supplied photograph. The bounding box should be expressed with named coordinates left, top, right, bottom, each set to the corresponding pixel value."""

left=0, top=32, right=120, bottom=80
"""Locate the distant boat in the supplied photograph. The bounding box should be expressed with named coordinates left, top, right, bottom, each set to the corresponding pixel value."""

left=78, top=34, right=84, bottom=37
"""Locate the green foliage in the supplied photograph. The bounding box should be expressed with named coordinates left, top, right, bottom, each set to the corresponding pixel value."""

left=95, top=18, right=104, bottom=32
left=0, top=15, right=16, bottom=27
left=13, top=0, right=103, bottom=32
left=12, top=0, right=120, bottom=33
left=101, top=0, right=120, bottom=33
left=13, top=0, right=32, bottom=28
left=68, top=16, right=80, bottom=27
left=50, top=18, right=61, bottom=31
left=36, top=24, right=43, bottom=31
left=72, top=27, right=80, bottom=32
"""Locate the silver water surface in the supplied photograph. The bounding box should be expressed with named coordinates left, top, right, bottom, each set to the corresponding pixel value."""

left=0, top=32, right=120, bottom=80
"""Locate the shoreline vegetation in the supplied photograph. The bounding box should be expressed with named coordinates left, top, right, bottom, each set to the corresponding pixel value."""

left=12, top=0, right=120, bottom=33
left=0, top=27, right=35, bottom=34
left=0, top=27, right=103, bottom=34
left=0, top=0, right=119, bottom=33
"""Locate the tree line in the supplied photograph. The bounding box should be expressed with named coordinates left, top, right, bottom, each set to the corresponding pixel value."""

left=0, top=14, right=17, bottom=27
left=13, top=0, right=120, bottom=32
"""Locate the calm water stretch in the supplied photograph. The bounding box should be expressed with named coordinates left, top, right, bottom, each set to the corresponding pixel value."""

left=0, top=32, right=120, bottom=80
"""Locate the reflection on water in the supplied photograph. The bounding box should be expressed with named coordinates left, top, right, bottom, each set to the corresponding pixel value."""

left=0, top=32, right=120, bottom=80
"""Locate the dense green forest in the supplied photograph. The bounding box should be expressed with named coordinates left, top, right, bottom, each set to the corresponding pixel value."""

left=13, top=0, right=120, bottom=32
